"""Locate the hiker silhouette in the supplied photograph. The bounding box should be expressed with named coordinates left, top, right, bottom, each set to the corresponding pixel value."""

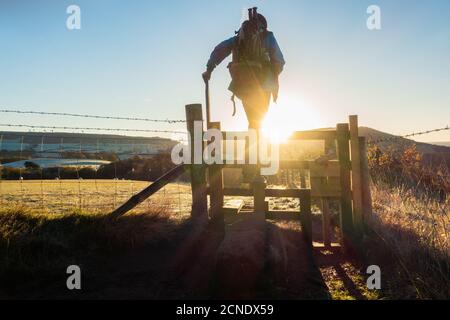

left=202, top=8, right=285, bottom=129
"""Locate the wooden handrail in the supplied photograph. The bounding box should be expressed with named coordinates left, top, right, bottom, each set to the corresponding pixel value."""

left=219, top=129, right=340, bottom=141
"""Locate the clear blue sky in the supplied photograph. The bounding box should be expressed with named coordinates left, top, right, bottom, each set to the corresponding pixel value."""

left=0, top=0, right=449, bottom=142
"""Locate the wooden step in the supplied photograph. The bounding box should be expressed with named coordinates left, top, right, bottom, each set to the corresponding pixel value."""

left=222, top=199, right=245, bottom=215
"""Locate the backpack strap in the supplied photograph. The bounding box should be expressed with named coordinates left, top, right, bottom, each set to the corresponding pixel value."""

left=231, top=94, right=237, bottom=116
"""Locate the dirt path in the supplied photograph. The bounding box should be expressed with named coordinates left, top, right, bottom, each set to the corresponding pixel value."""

left=156, top=213, right=331, bottom=299
left=266, top=219, right=330, bottom=299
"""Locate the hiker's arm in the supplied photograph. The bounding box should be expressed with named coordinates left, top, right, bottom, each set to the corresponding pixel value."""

left=267, top=33, right=285, bottom=75
left=206, top=36, right=235, bottom=71
left=203, top=37, right=235, bottom=81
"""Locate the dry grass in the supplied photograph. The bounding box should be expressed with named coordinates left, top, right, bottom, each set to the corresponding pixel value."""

left=0, top=179, right=194, bottom=297
left=370, top=183, right=449, bottom=299
left=0, top=179, right=192, bottom=215
left=0, top=204, right=192, bottom=298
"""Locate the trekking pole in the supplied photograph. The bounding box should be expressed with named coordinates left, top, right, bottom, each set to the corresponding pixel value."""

left=205, top=79, right=211, bottom=129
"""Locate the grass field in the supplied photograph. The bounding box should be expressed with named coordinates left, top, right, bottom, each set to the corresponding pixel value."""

left=0, top=179, right=192, bottom=215
left=0, top=179, right=318, bottom=215
left=0, top=178, right=448, bottom=299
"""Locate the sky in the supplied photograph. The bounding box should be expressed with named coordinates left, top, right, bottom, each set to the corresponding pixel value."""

left=0, top=0, right=449, bottom=142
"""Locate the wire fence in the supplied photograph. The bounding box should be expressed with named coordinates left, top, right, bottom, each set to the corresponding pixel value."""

left=0, top=130, right=191, bottom=215
left=0, top=123, right=187, bottom=135
left=0, top=109, right=186, bottom=123
left=0, top=108, right=192, bottom=215
left=0, top=107, right=448, bottom=215
left=367, top=125, right=449, bottom=144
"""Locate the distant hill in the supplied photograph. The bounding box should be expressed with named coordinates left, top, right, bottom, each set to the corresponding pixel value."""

left=0, top=131, right=175, bottom=143
left=0, top=131, right=179, bottom=160
left=431, top=141, right=450, bottom=147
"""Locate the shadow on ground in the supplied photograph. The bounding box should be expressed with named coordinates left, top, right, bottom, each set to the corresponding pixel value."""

left=0, top=208, right=383, bottom=300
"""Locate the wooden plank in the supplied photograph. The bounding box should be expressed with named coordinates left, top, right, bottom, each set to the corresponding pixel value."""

left=186, top=104, right=208, bottom=220
left=222, top=199, right=245, bottom=215
left=217, top=187, right=312, bottom=198
left=336, top=123, right=354, bottom=237
left=109, top=164, right=186, bottom=218
left=221, top=129, right=337, bottom=141
left=309, top=161, right=340, bottom=177
left=311, top=186, right=341, bottom=198
left=327, top=177, right=341, bottom=188
left=310, top=176, right=341, bottom=197
left=253, top=176, right=266, bottom=215
left=221, top=187, right=253, bottom=196
left=359, top=136, right=373, bottom=220
left=222, top=161, right=309, bottom=169
left=220, top=160, right=341, bottom=170
left=266, top=188, right=310, bottom=198
left=349, top=115, right=363, bottom=234
left=290, top=129, right=337, bottom=141
left=280, top=160, right=310, bottom=169
left=300, top=189, right=312, bottom=246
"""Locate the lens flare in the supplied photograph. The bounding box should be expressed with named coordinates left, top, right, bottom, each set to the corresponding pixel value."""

left=261, top=95, right=321, bottom=143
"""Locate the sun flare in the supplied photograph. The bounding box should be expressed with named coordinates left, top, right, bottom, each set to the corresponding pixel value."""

left=261, top=95, right=322, bottom=143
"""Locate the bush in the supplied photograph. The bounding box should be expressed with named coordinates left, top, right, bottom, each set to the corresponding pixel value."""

left=368, top=143, right=449, bottom=200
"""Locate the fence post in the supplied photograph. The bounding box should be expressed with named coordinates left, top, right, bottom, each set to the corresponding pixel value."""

left=209, top=122, right=224, bottom=222
left=185, top=104, right=208, bottom=220
left=359, top=136, right=373, bottom=221
left=300, top=190, right=312, bottom=246
left=336, top=123, right=354, bottom=240
left=349, top=115, right=363, bottom=236
left=253, top=173, right=266, bottom=217
left=321, top=198, right=331, bottom=248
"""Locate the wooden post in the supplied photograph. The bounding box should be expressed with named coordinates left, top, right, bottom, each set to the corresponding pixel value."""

left=253, top=174, right=266, bottom=217
left=336, top=123, right=353, bottom=238
left=300, top=189, right=312, bottom=246
left=322, top=137, right=333, bottom=248
left=349, top=115, right=363, bottom=235
left=299, top=170, right=307, bottom=188
left=359, top=136, right=373, bottom=221
left=321, top=198, right=331, bottom=248
left=209, top=122, right=224, bottom=222
left=186, top=104, right=208, bottom=220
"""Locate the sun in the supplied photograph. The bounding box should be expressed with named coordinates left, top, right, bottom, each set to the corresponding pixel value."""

left=261, top=95, right=322, bottom=143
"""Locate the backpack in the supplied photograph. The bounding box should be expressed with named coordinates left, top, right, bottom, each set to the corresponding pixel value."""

left=227, top=8, right=271, bottom=111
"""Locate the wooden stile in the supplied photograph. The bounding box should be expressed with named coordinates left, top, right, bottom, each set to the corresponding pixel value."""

left=110, top=107, right=373, bottom=251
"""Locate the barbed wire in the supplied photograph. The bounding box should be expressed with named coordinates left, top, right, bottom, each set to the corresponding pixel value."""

left=0, top=109, right=186, bottom=124
left=0, top=123, right=187, bottom=135
left=367, top=125, right=449, bottom=144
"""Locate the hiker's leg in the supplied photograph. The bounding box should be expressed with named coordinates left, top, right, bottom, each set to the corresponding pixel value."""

left=243, top=91, right=271, bottom=130
left=242, top=91, right=271, bottom=183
